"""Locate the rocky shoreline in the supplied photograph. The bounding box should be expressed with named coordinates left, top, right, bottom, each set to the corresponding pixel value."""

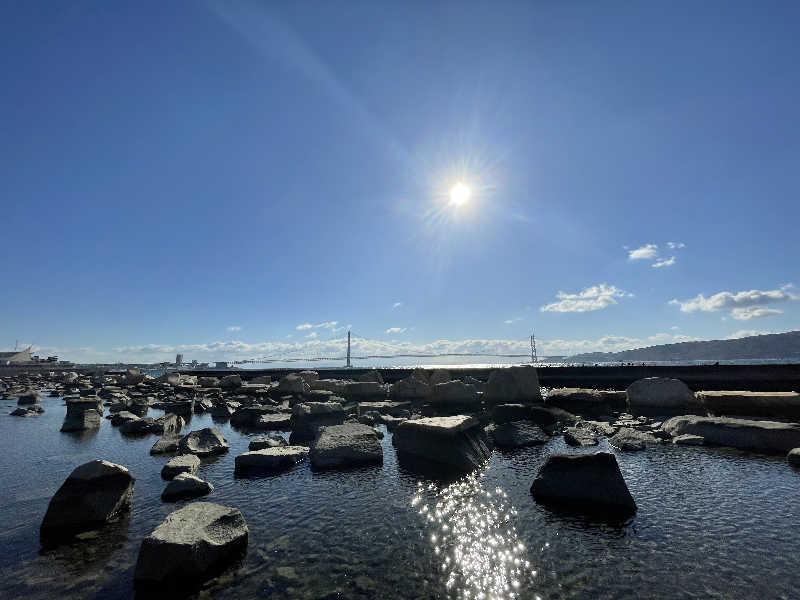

left=2, top=366, right=799, bottom=590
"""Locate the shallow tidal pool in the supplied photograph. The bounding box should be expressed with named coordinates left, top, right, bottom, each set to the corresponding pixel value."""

left=0, top=393, right=798, bottom=599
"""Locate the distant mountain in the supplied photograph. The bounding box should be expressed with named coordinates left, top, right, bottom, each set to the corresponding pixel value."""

left=567, top=331, right=800, bottom=363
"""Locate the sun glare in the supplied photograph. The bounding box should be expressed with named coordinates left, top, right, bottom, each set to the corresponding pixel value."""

left=449, top=182, right=471, bottom=206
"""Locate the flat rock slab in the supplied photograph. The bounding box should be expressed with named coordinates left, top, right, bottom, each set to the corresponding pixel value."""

left=662, top=416, right=800, bottom=453
left=235, top=446, right=309, bottom=475
left=310, top=423, right=383, bottom=469
left=564, top=426, right=600, bottom=447
left=135, top=503, right=248, bottom=586
left=11, top=405, right=44, bottom=417
left=178, top=428, right=230, bottom=457
left=547, top=388, right=627, bottom=416
left=254, top=413, right=292, bottom=430
left=696, top=391, right=800, bottom=420
left=673, top=434, right=704, bottom=446
left=488, top=421, right=549, bottom=448
left=248, top=435, right=287, bottom=450
left=41, top=460, right=135, bottom=542
left=161, top=473, right=213, bottom=502
left=609, top=427, right=660, bottom=451
left=161, top=454, right=201, bottom=480
left=357, top=401, right=412, bottom=416
left=150, top=436, right=181, bottom=455
left=530, top=452, right=636, bottom=517
left=398, top=415, right=479, bottom=436
left=393, top=415, right=491, bottom=474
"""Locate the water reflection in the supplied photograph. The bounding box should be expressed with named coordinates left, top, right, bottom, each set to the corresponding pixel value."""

left=413, top=474, right=538, bottom=600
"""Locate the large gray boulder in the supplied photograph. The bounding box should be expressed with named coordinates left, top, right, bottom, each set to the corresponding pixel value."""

left=178, top=428, right=230, bottom=457
left=219, top=374, right=243, bottom=390
left=661, top=416, right=800, bottom=453
left=392, top=415, right=492, bottom=474
left=343, top=381, right=386, bottom=401
left=198, top=376, right=220, bottom=388
left=230, top=405, right=285, bottom=429
left=161, top=474, right=213, bottom=502
left=278, top=374, right=309, bottom=395
left=626, top=378, right=693, bottom=414
left=310, top=423, right=383, bottom=469
left=61, top=397, right=104, bottom=432
left=431, top=381, right=479, bottom=406
left=11, top=405, right=44, bottom=417
left=484, top=366, right=542, bottom=404
left=40, top=460, right=135, bottom=542
left=428, top=369, right=452, bottom=386
left=161, top=454, right=200, bottom=480
left=234, top=446, right=309, bottom=475
left=358, top=369, right=384, bottom=384
left=487, top=421, right=549, bottom=448
left=546, top=388, right=626, bottom=416
left=17, top=389, right=41, bottom=405
left=530, top=452, right=636, bottom=517
left=289, top=402, right=345, bottom=443
left=134, top=503, right=248, bottom=586
left=390, top=375, right=432, bottom=400
left=696, top=391, right=800, bottom=420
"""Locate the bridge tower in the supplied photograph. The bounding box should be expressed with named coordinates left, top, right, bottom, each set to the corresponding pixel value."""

left=530, top=333, right=538, bottom=364
left=346, top=330, right=351, bottom=368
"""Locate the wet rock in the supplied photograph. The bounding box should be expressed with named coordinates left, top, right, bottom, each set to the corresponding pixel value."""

left=161, top=454, right=201, bottom=480
left=564, top=426, right=599, bottom=447
left=124, top=369, right=146, bottom=386
left=530, top=452, right=636, bottom=517
left=11, top=405, right=44, bottom=417
left=609, top=427, right=660, bottom=451
left=178, top=427, right=230, bottom=457
left=357, top=401, right=411, bottom=417
left=382, top=415, right=407, bottom=431
left=389, top=375, right=432, bottom=400
left=788, top=448, right=800, bottom=466
left=529, top=405, right=580, bottom=428
left=484, top=366, right=542, bottom=404
left=547, top=388, right=626, bottom=417
left=392, top=415, right=492, bottom=474
left=110, top=411, right=140, bottom=427
left=195, top=397, right=213, bottom=413
left=210, top=402, right=238, bottom=418
left=661, top=416, right=800, bottom=453
left=358, top=369, right=384, bottom=384
left=487, top=421, right=549, bottom=448
left=673, top=434, right=705, bottom=446
left=40, top=460, right=135, bottom=542
left=234, top=446, right=309, bottom=475
left=17, top=389, right=41, bottom=405
left=431, top=380, right=480, bottom=406
left=696, top=391, right=800, bottom=421
left=121, top=416, right=158, bottom=435
left=310, top=423, right=383, bottom=469
left=198, top=376, right=220, bottom=388
left=61, top=397, right=104, bottom=432
left=154, top=413, right=184, bottom=435
left=248, top=434, right=287, bottom=450
left=161, top=473, right=213, bottom=502
left=219, top=374, right=243, bottom=390
left=151, top=435, right=181, bottom=455
left=230, top=405, right=282, bottom=429
left=134, top=503, right=248, bottom=586
left=626, top=377, right=693, bottom=414
left=289, top=402, right=345, bottom=443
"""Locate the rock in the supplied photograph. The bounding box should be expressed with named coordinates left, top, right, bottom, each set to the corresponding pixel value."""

left=40, top=460, right=135, bottom=542
left=249, top=375, right=271, bottom=385
left=787, top=448, right=800, bottom=466
left=487, top=421, right=549, bottom=448
left=219, top=374, right=243, bottom=390
left=530, top=452, right=636, bottom=517
left=310, top=379, right=349, bottom=395
left=661, top=416, right=800, bottom=453
left=210, top=402, right=238, bottom=418
left=278, top=374, right=310, bottom=395
left=546, top=388, right=626, bottom=416
left=609, top=427, right=659, bottom=451
left=110, top=411, right=140, bottom=427
left=154, top=413, right=183, bottom=435
left=17, top=389, right=41, bottom=405
left=178, top=428, right=230, bottom=457
left=528, top=405, right=580, bottom=428
left=382, top=415, right=407, bottom=431
left=358, top=369, right=384, bottom=384
left=357, top=401, right=412, bottom=417
left=10, top=405, right=44, bottom=417
left=151, top=435, right=181, bottom=455
left=392, top=415, right=492, bottom=474
left=230, top=405, right=281, bottom=429
left=428, top=369, right=452, bottom=386
left=696, top=391, right=800, bottom=420
left=248, top=435, right=287, bottom=450
left=587, top=421, right=618, bottom=437
left=195, top=397, right=213, bottom=413
left=161, top=473, right=213, bottom=502
left=289, top=402, right=345, bottom=443
left=310, top=423, right=383, bottom=469
left=134, top=503, right=248, bottom=586
left=297, top=370, right=319, bottom=384
left=234, top=446, right=309, bottom=475
left=124, top=369, right=146, bottom=386
left=390, top=375, right=432, bottom=400
left=431, top=380, right=479, bottom=406
left=564, top=426, right=599, bottom=447
left=198, top=376, right=220, bottom=388
left=626, top=378, right=693, bottom=414
left=161, top=454, right=201, bottom=480
left=343, top=381, right=386, bottom=401
left=61, top=397, right=104, bottom=432
left=673, top=434, right=704, bottom=446
left=121, top=417, right=158, bottom=435
left=484, top=366, right=542, bottom=404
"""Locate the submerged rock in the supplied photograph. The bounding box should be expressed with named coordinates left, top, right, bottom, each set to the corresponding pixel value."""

left=134, top=503, right=248, bottom=586
left=178, top=428, right=230, bottom=457
left=310, top=423, right=383, bottom=469
left=11, top=405, right=44, bottom=417
left=661, top=416, right=800, bottom=453
left=40, top=460, right=135, bottom=542
left=392, top=415, right=491, bottom=474
left=487, top=421, right=549, bottom=448
left=530, top=452, right=636, bottom=517
left=234, top=446, right=309, bottom=475
left=161, top=454, right=200, bottom=480
left=161, top=473, right=213, bottom=502
left=484, top=366, right=542, bottom=404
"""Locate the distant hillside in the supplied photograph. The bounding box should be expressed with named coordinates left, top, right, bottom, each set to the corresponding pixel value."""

left=568, top=331, right=800, bottom=363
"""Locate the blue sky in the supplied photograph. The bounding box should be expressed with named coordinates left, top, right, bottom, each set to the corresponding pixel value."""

left=1, top=0, right=799, bottom=364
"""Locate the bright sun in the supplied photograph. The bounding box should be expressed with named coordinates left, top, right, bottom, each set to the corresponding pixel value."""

left=449, top=182, right=471, bottom=206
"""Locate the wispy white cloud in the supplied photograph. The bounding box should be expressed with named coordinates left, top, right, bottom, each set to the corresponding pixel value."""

left=652, top=256, right=676, bottom=268
left=541, top=284, right=633, bottom=313
left=670, top=284, right=798, bottom=314
left=503, top=317, right=522, bottom=324
left=385, top=327, right=407, bottom=334
left=297, top=320, right=338, bottom=331
left=226, top=326, right=242, bottom=332
left=667, top=241, right=686, bottom=249
left=726, top=329, right=774, bottom=339
left=730, top=306, right=783, bottom=320
left=392, top=302, right=403, bottom=309
left=296, top=323, right=313, bottom=330
left=628, top=244, right=658, bottom=260
left=305, top=331, right=318, bottom=339
left=317, top=321, right=338, bottom=329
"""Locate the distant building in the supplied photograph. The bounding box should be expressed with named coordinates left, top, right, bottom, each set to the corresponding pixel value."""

left=175, top=353, right=184, bottom=365
left=0, top=347, right=32, bottom=365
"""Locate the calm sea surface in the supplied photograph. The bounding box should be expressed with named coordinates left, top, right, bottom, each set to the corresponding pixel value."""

left=0, top=392, right=798, bottom=599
